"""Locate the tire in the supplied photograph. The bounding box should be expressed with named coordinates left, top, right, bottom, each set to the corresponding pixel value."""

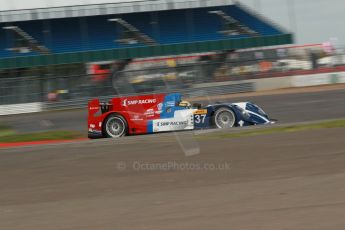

left=103, top=114, right=128, bottom=138
left=213, top=107, right=236, bottom=129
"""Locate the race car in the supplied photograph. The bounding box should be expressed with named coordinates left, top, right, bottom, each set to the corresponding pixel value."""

left=88, top=93, right=275, bottom=138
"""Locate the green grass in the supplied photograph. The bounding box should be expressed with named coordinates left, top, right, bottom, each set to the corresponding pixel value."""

left=0, top=124, right=15, bottom=137
left=1, top=119, right=345, bottom=143
left=198, top=119, right=345, bottom=139
left=0, top=130, right=84, bottom=143
left=0, top=124, right=12, bottom=131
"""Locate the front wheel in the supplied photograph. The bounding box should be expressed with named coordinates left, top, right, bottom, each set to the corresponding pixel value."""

left=213, top=107, right=236, bottom=129
left=103, top=114, right=128, bottom=138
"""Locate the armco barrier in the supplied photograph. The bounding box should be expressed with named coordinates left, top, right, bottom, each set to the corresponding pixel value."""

left=0, top=102, right=43, bottom=115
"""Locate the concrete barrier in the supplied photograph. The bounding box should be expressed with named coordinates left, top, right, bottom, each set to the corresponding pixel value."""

left=192, top=71, right=345, bottom=94
left=292, top=73, right=331, bottom=87
left=331, top=72, right=345, bottom=83
left=253, top=76, right=292, bottom=91
left=291, top=71, right=345, bottom=87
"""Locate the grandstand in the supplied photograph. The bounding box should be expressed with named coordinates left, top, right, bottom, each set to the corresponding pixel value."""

left=0, top=0, right=296, bottom=106
left=0, top=0, right=292, bottom=69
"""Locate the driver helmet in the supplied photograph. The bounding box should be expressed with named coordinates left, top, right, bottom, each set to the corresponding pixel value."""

left=178, top=100, right=191, bottom=107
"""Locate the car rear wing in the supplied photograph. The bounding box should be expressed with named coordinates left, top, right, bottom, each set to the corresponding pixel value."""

left=88, top=99, right=113, bottom=117
left=88, top=99, right=101, bottom=118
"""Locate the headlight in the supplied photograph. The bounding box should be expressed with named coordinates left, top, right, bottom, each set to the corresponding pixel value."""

left=236, top=106, right=250, bottom=119
left=242, top=110, right=250, bottom=119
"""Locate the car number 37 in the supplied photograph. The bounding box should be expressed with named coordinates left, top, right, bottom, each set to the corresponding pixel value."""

left=194, top=114, right=206, bottom=124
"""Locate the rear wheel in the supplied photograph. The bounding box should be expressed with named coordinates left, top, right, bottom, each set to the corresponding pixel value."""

left=103, top=114, right=127, bottom=138
left=213, top=107, right=236, bottom=129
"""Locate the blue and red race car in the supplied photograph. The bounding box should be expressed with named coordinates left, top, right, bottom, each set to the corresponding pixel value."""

left=88, top=93, right=274, bottom=138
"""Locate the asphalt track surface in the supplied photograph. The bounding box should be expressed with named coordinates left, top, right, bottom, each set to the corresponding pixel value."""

left=1, top=85, right=345, bottom=133
left=1, top=85, right=345, bottom=229
left=1, top=128, right=345, bottom=229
